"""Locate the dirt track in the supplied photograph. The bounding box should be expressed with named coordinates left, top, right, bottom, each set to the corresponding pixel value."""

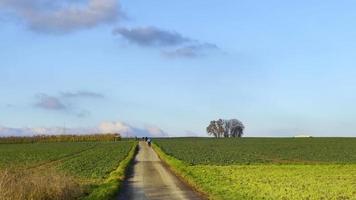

left=117, top=141, right=203, bottom=200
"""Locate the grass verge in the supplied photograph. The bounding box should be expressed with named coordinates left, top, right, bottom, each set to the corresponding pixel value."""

left=83, top=142, right=138, bottom=200
left=152, top=143, right=217, bottom=200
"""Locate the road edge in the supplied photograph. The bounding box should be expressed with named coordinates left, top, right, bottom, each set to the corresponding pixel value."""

left=152, top=143, right=217, bottom=200
left=83, top=141, right=138, bottom=200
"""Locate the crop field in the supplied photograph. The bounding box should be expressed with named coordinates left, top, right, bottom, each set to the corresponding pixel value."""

left=154, top=138, right=356, bottom=200
left=155, top=138, right=356, bottom=164
left=0, top=141, right=136, bottom=199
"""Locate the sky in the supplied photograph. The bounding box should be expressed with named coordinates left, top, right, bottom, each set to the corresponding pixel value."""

left=1, top=0, right=356, bottom=137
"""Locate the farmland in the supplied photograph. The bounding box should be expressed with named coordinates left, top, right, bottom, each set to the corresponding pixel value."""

left=155, top=137, right=356, bottom=164
left=154, top=138, right=356, bottom=200
left=0, top=141, right=137, bottom=199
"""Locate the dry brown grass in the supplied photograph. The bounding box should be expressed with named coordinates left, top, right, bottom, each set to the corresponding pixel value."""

left=0, top=168, right=83, bottom=200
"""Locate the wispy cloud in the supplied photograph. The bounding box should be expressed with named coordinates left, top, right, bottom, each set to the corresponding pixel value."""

left=162, top=43, right=219, bottom=58
left=76, top=110, right=91, bottom=118
left=113, top=26, right=220, bottom=58
left=0, top=0, right=122, bottom=33
left=0, top=0, right=221, bottom=58
left=113, top=26, right=190, bottom=47
left=35, top=94, right=67, bottom=110
left=33, top=90, right=104, bottom=117
left=61, top=91, right=104, bottom=98
left=5, top=104, right=14, bottom=108
left=0, top=1, right=220, bottom=58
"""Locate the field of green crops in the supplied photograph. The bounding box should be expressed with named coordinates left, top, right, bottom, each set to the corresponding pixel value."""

left=0, top=141, right=136, bottom=198
left=154, top=138, right=356, bottom=200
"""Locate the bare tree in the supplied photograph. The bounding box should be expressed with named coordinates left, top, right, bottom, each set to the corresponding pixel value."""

left=206, top=120, right=224, bottom=138
left=225, top=119, right=245, bottom=138
left=207, top=118, right=245, bottom=138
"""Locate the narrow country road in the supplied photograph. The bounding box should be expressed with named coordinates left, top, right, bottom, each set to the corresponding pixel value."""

left=117, top=141, right=204, bottom=200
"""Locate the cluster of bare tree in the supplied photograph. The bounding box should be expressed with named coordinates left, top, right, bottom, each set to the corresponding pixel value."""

left=206, top=119, right=244, bottom=138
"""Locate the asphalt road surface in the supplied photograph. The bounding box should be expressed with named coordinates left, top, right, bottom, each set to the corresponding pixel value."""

left=117, top=141, right=204, bottom=200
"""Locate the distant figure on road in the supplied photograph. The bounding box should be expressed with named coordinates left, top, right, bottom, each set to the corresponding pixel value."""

left=147, top=138, right=152, bottom=147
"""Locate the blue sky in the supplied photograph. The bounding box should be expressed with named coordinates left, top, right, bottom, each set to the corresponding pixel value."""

left=1, top=0, right=356, bottom=137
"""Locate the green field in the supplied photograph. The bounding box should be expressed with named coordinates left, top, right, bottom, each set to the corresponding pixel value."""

left=0, top=141, right=136, bottom=199
left=154, top=138, right=356, bottom=200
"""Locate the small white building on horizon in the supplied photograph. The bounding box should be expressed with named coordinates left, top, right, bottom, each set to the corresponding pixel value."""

left=294, top=134, right=312, bottom=138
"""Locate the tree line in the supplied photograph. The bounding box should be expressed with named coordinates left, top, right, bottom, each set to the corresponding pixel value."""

left=0, top=133, right=121, bottom=144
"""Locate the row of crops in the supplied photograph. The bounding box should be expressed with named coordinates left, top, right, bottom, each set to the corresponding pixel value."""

left=0, top=141, right=136, bottom=199
left=0, top=142, right=98, bottom=168
left=154, top=138, right=356, bottom=200
left=58, top=142, right=134, bottom=180
left=155, top=137, right=356, bottom=164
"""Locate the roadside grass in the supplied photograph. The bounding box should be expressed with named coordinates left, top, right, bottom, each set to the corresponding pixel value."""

left=83, top=141, right=138, bottom=200
left=153, top=143, right=356, bottom=200
left=152, top=143, right=218, bottom=200
left=0, top=168, right=83, bottom=200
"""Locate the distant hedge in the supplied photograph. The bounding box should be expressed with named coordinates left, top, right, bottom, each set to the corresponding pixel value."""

left=0, top=133, right=121, bottom=144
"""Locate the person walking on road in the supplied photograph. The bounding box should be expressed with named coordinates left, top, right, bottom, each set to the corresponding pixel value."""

left=147, top=138, right=152, bottom=147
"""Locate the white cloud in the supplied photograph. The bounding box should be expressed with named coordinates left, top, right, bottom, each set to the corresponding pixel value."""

left=0, top=121, right=169, bottom=137
left=98, top=121, right=133, bottom=134
left=145, top=125, right=168, bottom=137
left=98, top=121, right=169, bottom=137
left=0, top=126, right=31, bottom=136
left=0, top=126, right=95, bottom=136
